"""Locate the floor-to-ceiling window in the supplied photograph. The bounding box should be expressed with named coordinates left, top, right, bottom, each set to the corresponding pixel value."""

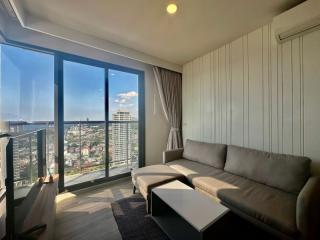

left=63, top=60, right=106, bottom=186
left=0, top=43, right=145, bottom=191
left=108, top=68, right=140, bottom=177
left=0, top=44, right=55, bottom=198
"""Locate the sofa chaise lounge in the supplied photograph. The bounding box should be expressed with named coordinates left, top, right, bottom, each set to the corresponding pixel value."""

left=131, top=139, right=320, bottom=240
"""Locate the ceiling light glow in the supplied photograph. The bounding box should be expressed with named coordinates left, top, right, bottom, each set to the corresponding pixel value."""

left=167, top=3, right=178, bottom=14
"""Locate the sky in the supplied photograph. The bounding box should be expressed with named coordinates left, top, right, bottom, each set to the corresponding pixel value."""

left=0, top=44, right=139, bottom=122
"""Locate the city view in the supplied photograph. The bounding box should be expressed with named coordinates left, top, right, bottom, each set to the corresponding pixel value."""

left=10, top=110, right=139, bottom=196
left=63, top=110, right=139, bottom=186
left=0, top=43, right=140, bottom=196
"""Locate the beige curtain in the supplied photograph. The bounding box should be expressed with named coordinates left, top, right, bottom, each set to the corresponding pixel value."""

left=153, top=66, right=183, bottom=150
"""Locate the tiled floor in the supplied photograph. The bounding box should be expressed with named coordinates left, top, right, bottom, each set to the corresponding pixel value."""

left=54, top=178, right=133, bottom=240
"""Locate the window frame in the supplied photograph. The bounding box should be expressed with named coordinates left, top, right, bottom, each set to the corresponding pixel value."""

left=2, top=39, right=145, bottom=192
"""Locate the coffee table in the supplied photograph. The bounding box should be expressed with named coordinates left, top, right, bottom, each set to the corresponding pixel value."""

left=151, top=180, right=230, bottom=240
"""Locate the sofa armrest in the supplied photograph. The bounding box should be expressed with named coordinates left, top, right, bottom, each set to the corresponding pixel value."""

left=297, top=176, right=320, bottom=240
left=163, top=148, right=184, bottom=164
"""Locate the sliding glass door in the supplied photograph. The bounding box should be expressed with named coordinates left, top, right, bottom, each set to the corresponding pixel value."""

left=63, top=60, right=106, bottom=186
left=108, top=68, right=140, bottom=176
left=61, top=57, right=144, bottom=189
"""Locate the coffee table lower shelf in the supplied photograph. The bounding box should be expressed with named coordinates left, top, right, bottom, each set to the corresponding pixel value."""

left=151, top=193, right=202, bottom=240
left=151, top=180, right=230, bottom=240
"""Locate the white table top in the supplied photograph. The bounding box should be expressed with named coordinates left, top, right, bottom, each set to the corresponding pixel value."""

left=152, top=180, right=229, bottom=232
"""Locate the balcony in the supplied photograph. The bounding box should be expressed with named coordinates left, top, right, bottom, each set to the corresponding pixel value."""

left=9, top=120, right=139, bottom=189
left=7, top=127, right=54, bottom=200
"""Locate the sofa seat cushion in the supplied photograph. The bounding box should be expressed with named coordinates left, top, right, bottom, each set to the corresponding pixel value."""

left=225, top=145, right=311, bottom=194
left=193, top=171, right=298, bottom=236
left=183, top=139, right=227, bottom=169
left=192, top=171, right=248, bottom=197
left=166, top=159, right=222, bottom=183
left=131, top=165, right=184, bottom=199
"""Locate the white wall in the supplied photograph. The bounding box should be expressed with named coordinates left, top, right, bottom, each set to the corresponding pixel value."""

left=183, top=24, right=320, bottom=176
left=2, top=16, right=170, bottom=166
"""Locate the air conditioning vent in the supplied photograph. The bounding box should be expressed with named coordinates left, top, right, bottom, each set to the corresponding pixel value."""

left=273, top=0, right=320, bottom=43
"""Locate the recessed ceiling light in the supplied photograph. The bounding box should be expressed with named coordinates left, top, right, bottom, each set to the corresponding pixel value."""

left=167, top=3, right=178, bottom=14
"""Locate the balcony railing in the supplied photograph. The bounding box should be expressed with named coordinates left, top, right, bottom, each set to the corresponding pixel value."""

left=9, top=120, right=139, bottom=187
left=5, top=128, right=49, bottom=199
left=63, top=120, right=138, bottom=185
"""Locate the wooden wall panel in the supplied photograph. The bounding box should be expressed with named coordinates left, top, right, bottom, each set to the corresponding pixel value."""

left=220, top=46, right=228, bottom=144
left=243, top=36, right=249, bottom=148
left=230, top=38, right=244, bottom=146
left=282, top=40, right=293, bottom=154
left=192, top=58, right=201, bottom=140
left=202, top=53, right=212, bottom=142
left=303, top=30, right=320, bottom=175
left=215, top=49, right=222, bottom=143
left=270, top=30, right=279, bottom=153
left=210, top=51, right=216, bottom=143
left=292, top=38, right=302, bottom=156
left=248, top=29, right=263, bottom=150
left=182, top=24, right=320, bottom=175
left=262, top=25, right=271, bottom=151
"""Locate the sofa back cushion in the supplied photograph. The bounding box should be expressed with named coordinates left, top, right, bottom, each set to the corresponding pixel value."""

left=224, top=145, right=311, bottom=194
left=182, top=139, right=227, bottom=169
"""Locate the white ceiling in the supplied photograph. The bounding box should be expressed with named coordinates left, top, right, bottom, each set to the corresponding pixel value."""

left=9, top=0, right=304, bottom=66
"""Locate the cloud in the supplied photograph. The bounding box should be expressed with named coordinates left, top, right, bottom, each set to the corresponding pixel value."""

left=114, top=91, right=138, bottom=104
left=114, top=99, right=126, bottom=104
left=118, top=91, right=138, bottom=99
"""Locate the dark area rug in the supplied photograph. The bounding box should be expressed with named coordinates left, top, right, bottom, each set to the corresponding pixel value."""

left=111, top=194, right=169, bottom=240
left=111, top=194, right=280, bottom=240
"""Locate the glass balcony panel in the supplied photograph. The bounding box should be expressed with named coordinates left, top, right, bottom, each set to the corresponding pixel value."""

left=63, top=61, right=106, bottom=186
left=45, top=125, right=55, bottom=175
left=64, top=122, right=105, bottom=186
left=12, top=132, right=38, bottom=199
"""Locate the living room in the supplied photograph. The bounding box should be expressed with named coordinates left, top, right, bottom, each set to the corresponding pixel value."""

left=0, top=0, right=319, bottom=240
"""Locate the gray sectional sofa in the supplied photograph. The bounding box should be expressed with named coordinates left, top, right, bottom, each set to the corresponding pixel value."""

left=132, top=139, right=320, bottom=240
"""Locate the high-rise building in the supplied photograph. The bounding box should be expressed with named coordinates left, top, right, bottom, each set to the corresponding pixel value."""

left=12, top=139, right=21, bottom=181
left=111, top=110, right=132, bottom=167
left=10, top=125, right=25, bottom=183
